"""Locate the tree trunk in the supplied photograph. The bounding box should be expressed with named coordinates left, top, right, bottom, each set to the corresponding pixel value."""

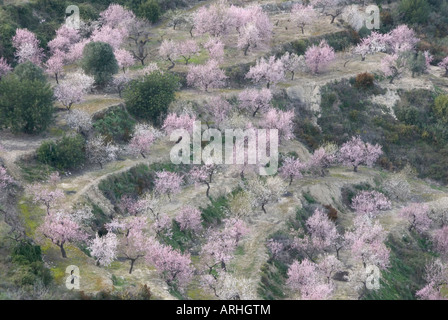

left=55, top=73, right=59, bottom=84
left=129, top=259, right=136, bottom=274
left=189, top=26, right=194, bottom=38
left=244, top=44, right=249, bottom=56
left=168, top=58, right=175, bottom=70
left=261, top=203, right=267, bottom=214
left=291, top=71, right=295, bottom=80
left=205, top=182, right=211, bottom=198
left=141, top=152, right=146, bottom=159
left=60, top=244, right=67, bottom=258
left=354, top=165, right=358, bottom=172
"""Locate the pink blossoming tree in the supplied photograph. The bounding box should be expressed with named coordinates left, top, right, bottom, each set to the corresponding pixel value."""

left=154, top=171, right=183, bottom=200
left=291, top=4, right=317, bottom=34
left=416, top=259, right=448, bottom=300
left=238, top=88, right=272, bottom=117
left=187, top=59, right=227, bottom=91
left=399, top=203, right=432, bottom=233
left=338, top=136, right=383, bottom=172
left=351, top=190, right=392, bottom=218
left=175, top=206, right=203, bottom=232
left=305, top=40, right=335, bottom=74
left=39, top=211, right=87, bottom=258
left=129, top=124, right=156, bottom=158
left=245, top=56, right=285, bottom=88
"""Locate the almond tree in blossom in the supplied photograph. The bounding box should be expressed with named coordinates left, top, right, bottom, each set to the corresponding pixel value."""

left=28, top=183, right=65, bottom=215
left=86, top=135, right=119, bottom=169
left=281, top=52, right=302, bottom=80
left=12, top=28, right=44, bottom=65
left=48, top=25, right=80, bottom=55
left=238, top=88, right=272, bottom=117
left=193, top=0, right=232, bottom=37
left=318, top=254, right=344, bottom=283
left=66, top=109, right=92, bottom=134
left=389, top=24, right=419, bottom=54
left=201, top=218, right=248, bottom=273
left=293, top=208, right=340, bottom=261
left=45, top=50, right=65, bottom=83
left=262, top=108, right=295, bottom=142
left=178, top=40, right=199, bottom=65
left=114, top=48, right=135, bottom=73
left=175, top=206, right=203, bottom=232
left=308, top=146, right=337, bottom=177
left=66, top=39, right=91, bottom=64
left=291, top=4, right=317, bottom=34
left=89, top=232, right=118, bottom=266
left=189, top=164, right=217, bottom=198
left=287, top=258, right=334, bottom=300
left=99, top=4, right=136, bottom=31
left=90, top=25, right=126, bottom=50
left=381, top=53, right=407, bottom=84
left=338, top=136, right=383, bottom=172
left=147, top=240, right=195, bottom=290
left=187, top=59, right=227, bottom=91
left=416, top=259, right=448, bottom=300
left=54, top=71, right=95, bottom=111
left=438, top=56, right=448, bottom=77
left=353, top=31, right=392, bottom=61
left=106, top=216, right=148, bottom=273
left=0, top=57, right=12, bottom=79
left=246, top=176, right=286, bottom=214
left=245, top=56, right=285, bottom=88
left=351, top=190, right=392, bottom=218
left=129, top=124, right=157, bottom=158
left=399, top=203, right=432, bottom=233
left=432, top=226, right=448, bottom=257
left=205, top=96, right=232, bottom=129
left=154, top=171, right=183, bottom=200
left=237, top=23, right=261, bottom=56
left=204, top=37, right=225, bottom=62
left=39, top=211, right=88, bottom=258
left=201, top=271, right=256, bottom=300
left=305, top=40, right=335, bottom=74
left=162, top=113, right=196, bottom=135
left=159, top=39, right=179, bottom=70
left=345, top=215, right=390, bottom=269
left=112, top=72, right=131, bottom=97
left=279, top=156, right=305, bottom=185
left=118, top=195, right=149, bottom=216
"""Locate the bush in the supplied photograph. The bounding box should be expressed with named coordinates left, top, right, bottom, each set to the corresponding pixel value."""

left=398, top=0, right=431, bottom=25
left=354, top=72, right=375, bottom=89
left=139, top=0, right=161, bottom=23
left=11, top=242, right=53, bottom=287
left=13, top=61, right=47, bottom=82
left=37, top=134, right=86, bottom=170
left=82, top=41, right=119, bottom=85
left=93, top=106, right=136, bottom=142
left=124, top=71, right=178, bottom=124
left=0, top=74, right=54, bottom=134
left=433, top=94, right=448, bottom=124
left=98, top=164, right=154, bottom=204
